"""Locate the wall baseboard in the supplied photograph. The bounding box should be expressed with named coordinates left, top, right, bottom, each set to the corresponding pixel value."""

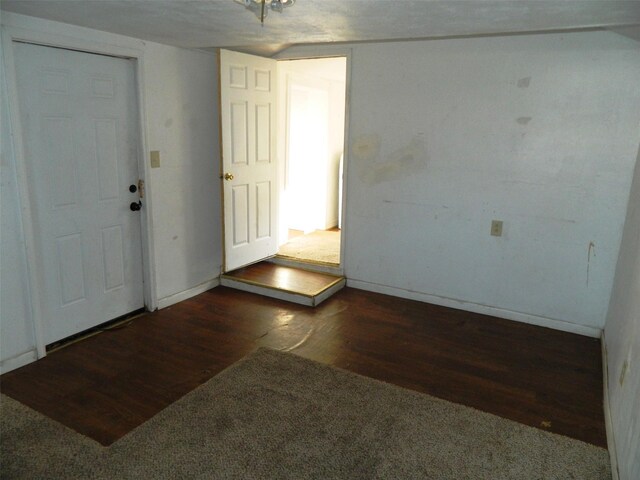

left=156, top=278, right=220, bottom=310
left=346, top=278, right=602, bottom=338
left=0, top=349, right=38, bottom=374
left=601, top=332, right=620, bottom=480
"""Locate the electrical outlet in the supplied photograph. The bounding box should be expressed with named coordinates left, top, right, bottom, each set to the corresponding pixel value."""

left=150, top=150, right=161, bottom=168
left=491, top=220, right=503, bottom=237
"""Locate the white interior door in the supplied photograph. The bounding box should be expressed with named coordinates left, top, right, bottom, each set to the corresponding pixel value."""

left=14, top=42, right=144, bottom=344
left=220, top=49, right=278, bottom=272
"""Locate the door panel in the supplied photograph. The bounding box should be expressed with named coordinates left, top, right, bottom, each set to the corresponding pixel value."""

left=101, top=225, right=126, bottom=291
left=255, top=104, right=271, bottom=162
left=56, top=233, right=86, bottom=305
left=230, top=102, right=248, bottom=165
left=256, top=181, right=272, bottom=240
left=232, top=184, right=250, bottom=246
left=43, top=116, right=77, bottom=207
left=220, top=49, right=278, bottom=271
left=95, top=119, right=120, bottom=200
left=14, top=42, right=144, bottom=344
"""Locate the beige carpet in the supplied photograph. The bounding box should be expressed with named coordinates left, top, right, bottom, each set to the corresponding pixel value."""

left=1, top=348, right=610, bottom=479
left=278, top=230, right=340, bottom=264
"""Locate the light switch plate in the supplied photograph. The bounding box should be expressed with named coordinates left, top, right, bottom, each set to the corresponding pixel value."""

left=491, top=220, right=503, bottom=237
left=150, top=150, right=160, bottom=168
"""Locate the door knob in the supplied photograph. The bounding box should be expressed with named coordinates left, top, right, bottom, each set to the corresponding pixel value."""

left=130, top=201, right=142, bottom=211
left=224, top=173, right=234, bottom=181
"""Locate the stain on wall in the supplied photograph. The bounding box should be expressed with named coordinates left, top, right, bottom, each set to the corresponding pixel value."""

left=587, top=241, right=596, bottom=286
left=351, top=133, right=381, bottom=160
left=517, top=76, right=532, bottom=88
left=335, top=31, right=640, bottom=330
left=354, top=135, right=428, bottom=185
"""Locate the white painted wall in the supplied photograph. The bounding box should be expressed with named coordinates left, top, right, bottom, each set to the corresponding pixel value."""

left=142, top=42, right=220, bottom=301
left=282, top=31, right=640, bottom=335
left=0, top=12, right=221, bottom=370
left=604, top=144, right=640, bottom=480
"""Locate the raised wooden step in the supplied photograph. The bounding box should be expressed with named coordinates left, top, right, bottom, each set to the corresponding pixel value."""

left=268, top=255, right=342, bottom=275
left=220, top=262, right=345, bottom=307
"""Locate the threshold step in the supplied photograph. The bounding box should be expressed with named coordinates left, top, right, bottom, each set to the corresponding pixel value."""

left=269, top=255, right=341, bottom=275
left=220, top=262, right=345, bottom=307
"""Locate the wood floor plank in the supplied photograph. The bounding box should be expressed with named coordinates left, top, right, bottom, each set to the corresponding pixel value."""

left=0, top=286, right=606, bottom=447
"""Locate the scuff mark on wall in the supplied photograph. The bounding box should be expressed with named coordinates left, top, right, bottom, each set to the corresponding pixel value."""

left=355, top=135, right=428, bottom=185
left=500, top=179, right=548, bottom=187
left=587, top=241, right=595, bottom=286
left=383, top=199, right=434, bottom=208
left=516, top=116, right=532, bottom=125
left=514, top=214, right=576, bottom=224
left=517, top=76, right=531, bottom=88
left=352, top=133, right=381, bottom=160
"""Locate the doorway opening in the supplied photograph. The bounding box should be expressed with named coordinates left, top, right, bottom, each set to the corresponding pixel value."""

left=218, top=50, right=348, bottom=305
left=276, top=57, right=347, bottom=267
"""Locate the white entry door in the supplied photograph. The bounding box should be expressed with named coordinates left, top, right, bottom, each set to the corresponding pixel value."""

left=220, top=49, right=278, bottom=272
left=14, top=43, right=144, bottom=344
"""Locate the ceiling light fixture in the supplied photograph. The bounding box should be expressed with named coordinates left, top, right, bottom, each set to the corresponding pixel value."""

left=235, top=0, right=296, bottom=25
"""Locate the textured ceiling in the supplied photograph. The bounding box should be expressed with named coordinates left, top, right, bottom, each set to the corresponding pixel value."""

left=2, top=0, right=640, bottom=55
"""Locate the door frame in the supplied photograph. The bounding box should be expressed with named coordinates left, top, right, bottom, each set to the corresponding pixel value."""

left=274, top=47, right=352, bottom=276
left=2, top=24, right=158, bottom=358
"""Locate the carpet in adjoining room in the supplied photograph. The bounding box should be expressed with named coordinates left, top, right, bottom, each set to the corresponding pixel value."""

left=278, top=229, right=340, bottom=264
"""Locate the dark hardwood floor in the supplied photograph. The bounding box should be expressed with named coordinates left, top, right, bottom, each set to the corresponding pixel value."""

left=1, top=286, right=606, bottom=448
